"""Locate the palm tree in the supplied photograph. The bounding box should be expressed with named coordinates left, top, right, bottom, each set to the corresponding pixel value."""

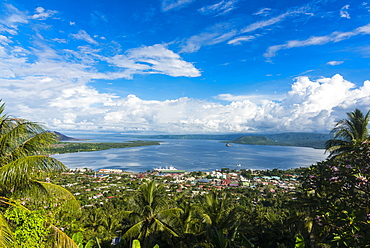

left=325, top=108, right=370, bottom=158
left=0, top=100, right=78, bottom=247
left=197, top=191, right=243, bottom=247
left=122, top=180, right=182, bottom=247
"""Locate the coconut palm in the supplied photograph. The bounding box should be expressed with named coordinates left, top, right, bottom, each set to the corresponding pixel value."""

left=122, top=180, right=182, bottom=247
left=0, top=100, right=78, bottom=247
left=325, top=108, right=370, bottom=158
left=197, top=191, right=243, bottom=247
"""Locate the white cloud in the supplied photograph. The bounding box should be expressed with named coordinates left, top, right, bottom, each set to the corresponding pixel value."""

left=340, top=5, right=350, bottom=19
left=253, top=8, right=272, bottom=16
left=52, top=38, right=67, bottom=43
left=198, top=0, right=238, bottom=16
left=0, top=35, right=11, bottom=45
left=31, top=7, right=58, bottom=20
left=70, top=30, right=98, bottom=45
left=161, top=0, right=195, bottom=12
left=48, top=75, right=370, bottom=133
left=3, top=70, right=370, bottom=134
left=0, top=4, right=28, bottom=34
left=327, top=60, right=344, bottom=66
left=180, top=26, right=237, bottom=53
left=227, top=35, right=254, bottom=45
left=0, top=4, right=56, bottom=35
left=264, top=23, right=370, bottom=59
left=241, top=9, right=303, bottom=33
left=216, top=93, right=282, bottom=102
left=107, top=44, right=201, bottom=78
left=180, top=4, right=309, bottom=53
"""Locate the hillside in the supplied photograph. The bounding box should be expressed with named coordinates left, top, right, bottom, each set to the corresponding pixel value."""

left=49, top=131, right=82, bottom=141
left=229, top=135, right=278, bottom=146
left=228, top=132, right=333, bottom=149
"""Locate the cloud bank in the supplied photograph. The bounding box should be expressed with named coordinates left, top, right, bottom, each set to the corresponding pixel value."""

left=3, top=73, right=370, bottom=134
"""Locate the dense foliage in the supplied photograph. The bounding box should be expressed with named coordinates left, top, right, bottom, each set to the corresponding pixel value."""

left=0, top=100, right=79, bottom=247
left=300, top=143, right=370, bottom=247
left=48, top=140, right=161, bottom=154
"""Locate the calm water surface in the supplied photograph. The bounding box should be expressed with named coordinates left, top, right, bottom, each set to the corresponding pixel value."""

left=52, top=134, right=327, bottom=172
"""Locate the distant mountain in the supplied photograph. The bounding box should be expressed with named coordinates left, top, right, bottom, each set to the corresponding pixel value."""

left=130, top=132, right=333, bottom=149
left=229, top=132, right=333, bottom=149
left=49, top=131, right=81, bottom=141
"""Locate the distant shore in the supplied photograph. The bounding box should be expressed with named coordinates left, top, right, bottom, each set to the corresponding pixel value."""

left=48, top=140, right=161, bottom=154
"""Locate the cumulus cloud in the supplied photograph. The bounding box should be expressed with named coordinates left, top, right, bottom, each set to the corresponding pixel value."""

left=48, top=75, right=370, bottom=133
left=327, top=60, right=344, bottom=66
left=3, top=69, right=370, bottom=134
left=198, top=0, right=238, bottom=16
left=264, top=23, right=370, bottom=59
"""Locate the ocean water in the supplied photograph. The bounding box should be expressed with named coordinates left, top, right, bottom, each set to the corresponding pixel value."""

left=52, top=134, right=328, bottom=172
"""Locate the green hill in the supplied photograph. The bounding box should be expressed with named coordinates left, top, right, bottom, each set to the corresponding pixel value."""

left=229, top=136, right=278, bottom=146
left=228, top=132, right=333, bottom=149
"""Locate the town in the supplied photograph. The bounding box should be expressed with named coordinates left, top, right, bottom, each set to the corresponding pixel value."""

left=57, top=167, right=302, bottom=209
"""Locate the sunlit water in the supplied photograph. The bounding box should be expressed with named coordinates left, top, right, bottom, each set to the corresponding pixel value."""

left=52, top=134, right=328, bottom=172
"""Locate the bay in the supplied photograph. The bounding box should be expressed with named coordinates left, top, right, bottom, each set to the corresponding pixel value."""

left=52, top=134, right=328, bottom=172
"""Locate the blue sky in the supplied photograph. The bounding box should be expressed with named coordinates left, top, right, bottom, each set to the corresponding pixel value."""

left=1, top=0, right=370, bottom=133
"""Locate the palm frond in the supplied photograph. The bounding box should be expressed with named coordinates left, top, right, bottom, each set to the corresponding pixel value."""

left=0, top=155, right=67, bottom=192
left=153, top=218, right=179, bottom=237
left=49, top=224, right=79, bottom=248
left=0, top=212, right=16, bottom=248
left=122, top=220, right=145, bottom=240
left=37, top=182, right=80, bottom=211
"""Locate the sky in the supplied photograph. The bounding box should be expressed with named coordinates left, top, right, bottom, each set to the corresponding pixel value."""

left=1, top=0, right=370, bottom=134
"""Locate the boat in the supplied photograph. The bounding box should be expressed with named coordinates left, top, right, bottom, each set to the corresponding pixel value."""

left=225, top=143, right=231, bottom=147
left=154, top=166, right=186, bottom=173
left=236, top=164, right=241, bottom=167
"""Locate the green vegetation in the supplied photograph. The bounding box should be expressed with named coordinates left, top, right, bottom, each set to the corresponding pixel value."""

left=1, top=102, right=369, bottom=248
left=0, top=100, right=79, bottom=247
left=48, top=140, right=161, bottom=154
left=228, top=132, right=332, bottom=148
left=227, top=135, right=278, bottom=146
left=325, top=108, right=370, bottom=157
left=134, top=133, right=333, bottom=149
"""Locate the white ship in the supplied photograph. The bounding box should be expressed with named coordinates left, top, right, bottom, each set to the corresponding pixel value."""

left=154, top=166, right=186, bottom=173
